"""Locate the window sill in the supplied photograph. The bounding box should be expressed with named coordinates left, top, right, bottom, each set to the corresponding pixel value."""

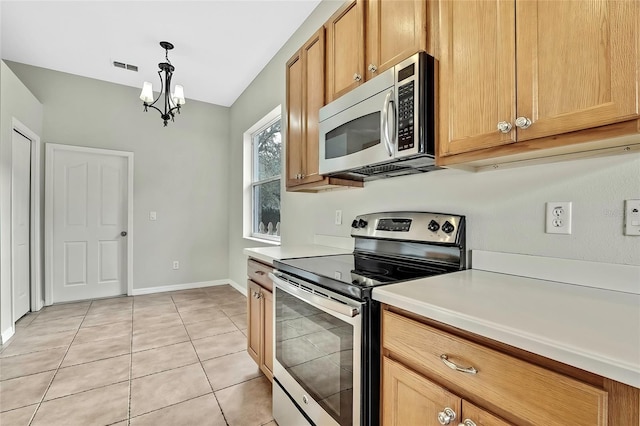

left=244, top=236, right=281, bottom=246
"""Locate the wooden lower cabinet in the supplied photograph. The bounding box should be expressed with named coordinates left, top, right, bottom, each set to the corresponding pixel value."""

left=381, top=306, right=638, bottom=426
left=246, top=259, right=273, bottom=381
left=383, top=356, right=511, bottom=426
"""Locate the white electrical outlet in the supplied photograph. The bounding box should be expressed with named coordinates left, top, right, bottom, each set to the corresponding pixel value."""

left=546, top=202, right=572, bottom=234
left=624, top=199, right=640, bottom=236
left=172, top=261, right=179, bottom=270
left=335, top=210, right=342, bottom=225
left=149, top=211, right=157, bottom=221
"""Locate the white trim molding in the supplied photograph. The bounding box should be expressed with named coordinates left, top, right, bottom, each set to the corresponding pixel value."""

left=11, top=118, right=43, bottom=322
left=1, top=325, right=15, bottom=344
left=131, top=279, right=246, bottom=296
left=45, top=143, right=134, bottom=305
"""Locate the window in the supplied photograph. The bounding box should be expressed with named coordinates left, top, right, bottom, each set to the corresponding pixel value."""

left=244, top=107, right=282, bottom=242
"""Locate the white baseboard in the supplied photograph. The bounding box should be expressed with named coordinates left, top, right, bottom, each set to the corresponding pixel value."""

left=131, top=280, right=235, bottom=296
left=1, top=326, right=15, bottom=344
left=226, top=279, right=246, bottom=296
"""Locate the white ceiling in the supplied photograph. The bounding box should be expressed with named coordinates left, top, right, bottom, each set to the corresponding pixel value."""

left=0, top=0, right=322, bottom=107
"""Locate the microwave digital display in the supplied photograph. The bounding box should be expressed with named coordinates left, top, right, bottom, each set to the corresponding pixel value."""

left=398, top=63, right=415, bottom=82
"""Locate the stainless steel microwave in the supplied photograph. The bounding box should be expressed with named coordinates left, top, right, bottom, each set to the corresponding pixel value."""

left=319, top=52, right=437, bottom=181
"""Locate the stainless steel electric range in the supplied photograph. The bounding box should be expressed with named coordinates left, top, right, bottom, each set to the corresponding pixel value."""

left=269, top=211, right=466, bottom=426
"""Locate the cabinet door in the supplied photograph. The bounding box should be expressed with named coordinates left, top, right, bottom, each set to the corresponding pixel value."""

left=461, top=400, right=513, bottom=426
left=438, top=0, right=516, bottom=157
left=516, top=0, right=639, bottom=141
left=261, top=288, right=273, bottom=380
left=286, top=51, right=304, bottom=187
left=300, top=28, right=325, bottom=185
left=382, top=356, right=461, bottom=426
left=325, top=0, right=365, bottom=102
left=247, top=280, right=261, bottom=364
left=366, top=0, right=427, bottom=79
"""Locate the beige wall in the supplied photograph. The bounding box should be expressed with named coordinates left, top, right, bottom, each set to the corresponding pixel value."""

left=6, top=61, right=232, bottom=293
left=0, top=61, right=44, bottom=339
left=226, top=0, right=640, bottom=288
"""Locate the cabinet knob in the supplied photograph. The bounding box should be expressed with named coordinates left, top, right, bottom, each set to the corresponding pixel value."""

left=458, top=420, right=477, bottom=426
left=368, top=63, right=377, bottom=73
left=496, top=121, right=512, bottom=133
left=353, top=73, right=362, bottom=82
left=437, top=407, right=457, bottom=425
left=515, top=116, right=532, bottom=129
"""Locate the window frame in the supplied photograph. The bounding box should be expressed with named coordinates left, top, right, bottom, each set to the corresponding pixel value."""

left=250, top=115, right=282, bottom=242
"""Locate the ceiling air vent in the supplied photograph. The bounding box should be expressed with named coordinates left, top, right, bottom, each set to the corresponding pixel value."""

left=113, top=61, right=138, bottom=72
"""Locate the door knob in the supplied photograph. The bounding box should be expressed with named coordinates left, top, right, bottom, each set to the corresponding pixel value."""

left=368, top=64, right=377, bottom=73
left=515, top=116, right=532, bottom=129
left=353, top=73, right=362, bottom=82
left=120, top=231, right=128, bottom=237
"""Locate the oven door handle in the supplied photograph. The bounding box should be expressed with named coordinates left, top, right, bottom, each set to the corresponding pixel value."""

left=269, top=273, right=360, bottom=319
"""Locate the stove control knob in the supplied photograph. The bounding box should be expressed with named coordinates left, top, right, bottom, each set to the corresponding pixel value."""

left=351, top=220, right=359, bottom=228
left=442, top=221, right=455, bottom=234
left=427, top=220, right=440, bottom=232
left=358, top=219, right=368, bottom=228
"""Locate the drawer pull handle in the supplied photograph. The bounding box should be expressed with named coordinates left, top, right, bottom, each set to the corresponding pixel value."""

left=458, top=420, right=477, bottom=426
left=440, top=354, right=477, bottom=374
left=255, top=271, right=266, bottom=275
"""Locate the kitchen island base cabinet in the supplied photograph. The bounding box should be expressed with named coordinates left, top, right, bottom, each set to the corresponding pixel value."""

left=380, top=306, right=636, bottom=426
left=247, top=259, right=273, bottom=381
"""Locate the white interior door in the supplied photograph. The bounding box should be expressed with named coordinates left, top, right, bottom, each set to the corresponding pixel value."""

left=51, top=148, right=128, bottom=303
left=12, top=130, right=31, bottom=320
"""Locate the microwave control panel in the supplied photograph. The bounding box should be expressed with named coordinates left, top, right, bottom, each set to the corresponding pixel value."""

left=397, top=80, right=415, bottom=151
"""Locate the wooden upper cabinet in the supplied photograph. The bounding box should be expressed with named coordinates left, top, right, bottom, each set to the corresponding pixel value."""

left=325, top=0, right=365, bottom=102
left=438, top=0, right=516, bottom=157
left=366, top=0, right=428, bottom=78
left=286, top=28, right=327, bottom=189
left=301, top=30, right=325, bottom=181
left=286, top=52, right=304, bottom=187
left=286, top=28, right=364, bottom=192
left=515, top=0, right=639, bottom=141
left=439, top=0, right=640, bottom=159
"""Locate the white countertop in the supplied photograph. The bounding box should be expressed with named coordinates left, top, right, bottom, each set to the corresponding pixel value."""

left=373, top=269, right=640, bottom=388
left=244, top=244, right=351, bottom=265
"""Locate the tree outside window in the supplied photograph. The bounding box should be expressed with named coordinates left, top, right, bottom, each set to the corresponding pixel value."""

left=252, top=118, right=281, bottom=240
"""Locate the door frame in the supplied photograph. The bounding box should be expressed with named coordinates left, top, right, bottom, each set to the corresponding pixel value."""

left=11, top=118, right=42, bottom=320
left=45, top=143, right=134, bottom=305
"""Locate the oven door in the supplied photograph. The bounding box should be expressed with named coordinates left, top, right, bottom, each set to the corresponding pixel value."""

left=271, top=272, right=363, bottom=426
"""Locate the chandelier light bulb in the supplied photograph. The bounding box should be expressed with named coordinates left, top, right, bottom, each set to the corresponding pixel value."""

left=139, top=81, right=154, bottom=103
left=172, top=85, right=186, bottom=105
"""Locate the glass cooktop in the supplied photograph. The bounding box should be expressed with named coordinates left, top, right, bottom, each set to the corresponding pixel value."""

left=275, top=253, right=454, bottom=300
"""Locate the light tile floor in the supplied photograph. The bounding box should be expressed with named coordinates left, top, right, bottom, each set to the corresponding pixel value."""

left=0, top=285, right=276, bottom=426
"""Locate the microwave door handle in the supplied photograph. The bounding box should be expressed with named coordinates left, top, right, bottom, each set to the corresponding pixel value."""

left=381, top=90, right=394, bottom=157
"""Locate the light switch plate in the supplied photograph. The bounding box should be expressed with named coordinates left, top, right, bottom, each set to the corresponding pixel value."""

left=624, top=199, right=640, bottom=236
left=149, top=211, right=157, bottom=221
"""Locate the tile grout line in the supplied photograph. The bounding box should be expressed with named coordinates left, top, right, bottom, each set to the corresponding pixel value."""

left=172, top=292, right=231, bottom=426
left=26, top=301, right=93, bottom=426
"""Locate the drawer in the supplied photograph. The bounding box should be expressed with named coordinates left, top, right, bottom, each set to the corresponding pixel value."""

left=382, top=310, right=608, bottom=426
left=247, top=259, right=273, bottom=291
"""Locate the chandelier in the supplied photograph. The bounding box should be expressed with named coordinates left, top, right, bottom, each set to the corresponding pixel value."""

left=139, top=41, right=186, bottom=126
